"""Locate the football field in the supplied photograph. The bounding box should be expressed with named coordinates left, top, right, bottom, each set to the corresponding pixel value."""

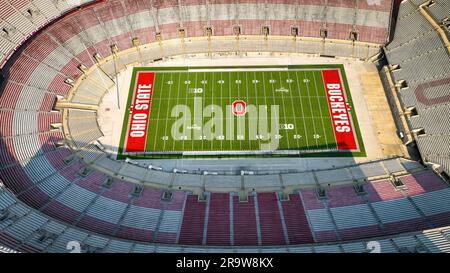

left=118, top=65, right=365, bottom=159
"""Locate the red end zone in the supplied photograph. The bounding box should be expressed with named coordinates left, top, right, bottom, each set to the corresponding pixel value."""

left=322, top=69, right=358, bottom=150
left=125, top=71, right=155, bottom=153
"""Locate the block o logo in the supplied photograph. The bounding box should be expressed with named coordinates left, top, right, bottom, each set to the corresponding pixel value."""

left=232, top=100, right=247, bottom=117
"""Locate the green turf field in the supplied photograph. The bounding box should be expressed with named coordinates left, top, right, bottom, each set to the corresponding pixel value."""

left=118, top=65, right=365, bottom=159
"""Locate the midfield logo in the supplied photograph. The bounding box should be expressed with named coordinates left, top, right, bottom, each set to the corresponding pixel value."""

left=232, top=100, right=247, bottom=117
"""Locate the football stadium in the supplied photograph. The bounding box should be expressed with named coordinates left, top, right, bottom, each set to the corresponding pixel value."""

left=0, top=0, right=450, bottom=256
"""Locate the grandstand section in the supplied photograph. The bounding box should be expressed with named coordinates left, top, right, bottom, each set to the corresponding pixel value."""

left=1, top=0, right=450, bottom=254
left=384, top=0, right=450, bottom=177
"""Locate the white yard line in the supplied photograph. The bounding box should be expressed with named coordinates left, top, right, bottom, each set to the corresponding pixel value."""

left=294, top=71, right=310, bottom=149
left=312, top=71, right=330, bottom=150
left=228, top=71, right=233, bottom=150
left=152, top=73, right=165, bottom=151
left=303, top=71, right=319, bottom=148
left=220, top=72, right=223, bottom=151
left=253, top=72, right=262, bottom=149
left=210, top=72, right=215, bottom=151
left=245, top=72, right=252, bottom=150
left=172, top=73, right=182, bottom=152
left=237, top=72, right=242, bottom=151
left=262, top=72, right=271, bottom=146
left=201, top=72, right=206, bottom=151
left=191, top=72, right=198, bottom=151
left=275, top=71, right=290, bottom=149
left=162, top=73, right=174, bottom=152
left=182, top=71, right=191, bottom=151
left=286, top=70, right=300, bottom=148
